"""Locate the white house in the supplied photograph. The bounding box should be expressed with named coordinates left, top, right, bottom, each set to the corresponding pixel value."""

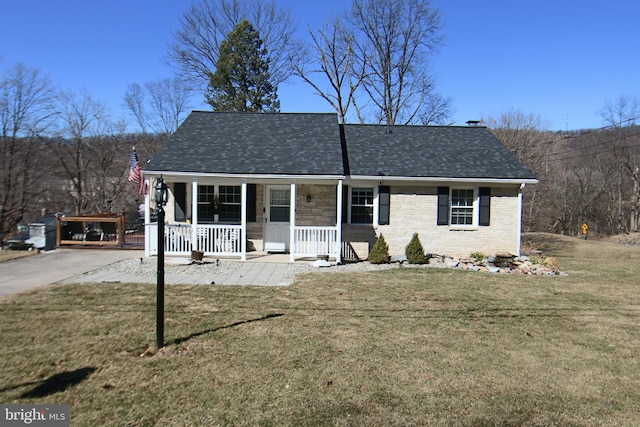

left=142, top=111, right=537, bottom=262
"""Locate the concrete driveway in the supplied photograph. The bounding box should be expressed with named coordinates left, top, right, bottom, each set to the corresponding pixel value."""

left=0, top=248, right=143, bottom=297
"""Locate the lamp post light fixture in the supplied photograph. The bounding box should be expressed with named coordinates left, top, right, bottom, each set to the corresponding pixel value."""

left=154, top=175, right=169, bottom=349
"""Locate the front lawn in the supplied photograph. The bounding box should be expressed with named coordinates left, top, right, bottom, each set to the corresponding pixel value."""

left=1, top=233, right=639, bottom=426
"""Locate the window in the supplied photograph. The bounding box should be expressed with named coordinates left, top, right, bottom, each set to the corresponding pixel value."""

left=450, top=189, right=474, bottom=225
left=269, top=189, right=290, bottom=222
left=198, top=185, right=241, bottom=223
left=219, top=185, right=241, bottom=222
left=351, top=187, right=374, bottom=224
left=437, top=187, right=490, bottom=227
left=173, top=183, right=187, bottom=222
left=197, top=185, right=216, bottom=222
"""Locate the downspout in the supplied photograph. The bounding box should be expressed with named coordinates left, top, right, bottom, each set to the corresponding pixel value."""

left=517, top=183, right=525, bottom=257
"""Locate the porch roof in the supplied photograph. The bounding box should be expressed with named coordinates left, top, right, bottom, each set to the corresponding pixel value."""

left=145, top=111, right=345, bottom=176
left=343, top=124, right=537, bottom=180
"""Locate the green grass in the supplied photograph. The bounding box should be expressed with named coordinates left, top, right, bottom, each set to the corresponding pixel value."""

left=1, top=233, right=640, bottom=426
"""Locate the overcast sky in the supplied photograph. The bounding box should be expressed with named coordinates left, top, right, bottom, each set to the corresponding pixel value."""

left=3, top=0, right=638, bottom=131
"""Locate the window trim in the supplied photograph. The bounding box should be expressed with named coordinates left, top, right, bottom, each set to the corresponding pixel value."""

left=450, top=188, right=477, bottom=227
left=348, top=186, right=377, bottom=225
left=218, top=185, right=242, bottom=223
left=197, top=184, right=242, bottom=224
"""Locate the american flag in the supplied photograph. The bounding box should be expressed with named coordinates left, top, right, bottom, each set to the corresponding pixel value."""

left=128, top=149, right=148, bottom=195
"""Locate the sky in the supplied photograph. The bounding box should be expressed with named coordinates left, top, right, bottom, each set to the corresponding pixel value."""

left=2, top=0, right=639, bottom=131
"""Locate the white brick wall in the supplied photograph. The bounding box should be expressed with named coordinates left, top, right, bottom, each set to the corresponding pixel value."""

left=375, top=186, right=522, bottom=258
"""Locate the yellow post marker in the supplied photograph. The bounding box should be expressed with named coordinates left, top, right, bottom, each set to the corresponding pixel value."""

left=582, top=223, right=589, bottom=239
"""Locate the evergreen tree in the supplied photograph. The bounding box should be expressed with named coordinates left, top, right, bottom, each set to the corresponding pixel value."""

left=405, top=232, right=427, bottom=264
left=206, top=20, right=280, bottom=112
left=368, top=234, right=390, bottom=264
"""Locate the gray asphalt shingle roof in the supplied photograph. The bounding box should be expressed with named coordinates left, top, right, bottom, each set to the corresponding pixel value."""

left=146, top=111, right=536, bottom=181
left=146, top=111, right=345, bottom=175
left=343, top=124, right=537, bottom=179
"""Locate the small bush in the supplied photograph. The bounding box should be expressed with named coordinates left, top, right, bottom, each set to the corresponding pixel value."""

left=405, top=233, right=426, bottom=264
left=368, top=234, right=390, bottom=264
left=470, top=252, right=485, bottom=262
left=531, top=255, right=561, bottom=271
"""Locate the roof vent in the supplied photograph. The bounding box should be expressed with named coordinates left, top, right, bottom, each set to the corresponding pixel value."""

left=466, top=120, right=481, bottom=127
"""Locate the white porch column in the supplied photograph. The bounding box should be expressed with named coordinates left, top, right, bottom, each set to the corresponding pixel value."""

left=191, top=180, right=198, bottom=251
left=241, top=181, right=247, bottom=260
left=336, top=179, right=343, bottom=264
left=144, top=177, right=151, bottom=257
left=289, top=182, right=296, bottom=262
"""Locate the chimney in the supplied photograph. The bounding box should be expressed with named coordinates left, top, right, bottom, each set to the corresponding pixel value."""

left=466, top=120, right=481, bottom=127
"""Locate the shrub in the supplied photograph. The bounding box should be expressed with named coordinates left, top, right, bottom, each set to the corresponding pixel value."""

left=470, top=252, right=485, bottom=262
left=405, top=233, right=426, bottom=264
left=368, top=234, right=390, bottom=264
left=531, top=255, right=561, bottom=271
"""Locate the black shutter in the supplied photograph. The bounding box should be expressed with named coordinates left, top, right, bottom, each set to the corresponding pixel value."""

left=479, top=187, right=491, bottom=226
left=342, top=185, right=349, bottom=223
left=378, top=185, right=390, bottom=225
left=174, top=183, right=186, bottom=222
left=247, top=184, right=257, bottom=222
left=437, top=186, right=449, bottom=225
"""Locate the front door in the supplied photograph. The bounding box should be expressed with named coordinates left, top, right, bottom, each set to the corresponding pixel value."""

left=264, top=185, right=290, bottom=252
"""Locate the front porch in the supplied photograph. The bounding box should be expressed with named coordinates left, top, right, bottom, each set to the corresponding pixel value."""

left=143, top=179, right=345, bottom=262
left=146, top=223, right=341, bottom=261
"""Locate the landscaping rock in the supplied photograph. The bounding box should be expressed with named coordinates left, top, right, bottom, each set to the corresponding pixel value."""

left=312, top=259, right=331, bottom=268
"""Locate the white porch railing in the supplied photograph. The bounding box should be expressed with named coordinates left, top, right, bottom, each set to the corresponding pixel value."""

left=293, top=226, right=339, bottom=259
left=147, top=223, right=243, bottom=257
left=194, top=224, right=242, bottom=255
left=147, top=224, right=340, bottom=260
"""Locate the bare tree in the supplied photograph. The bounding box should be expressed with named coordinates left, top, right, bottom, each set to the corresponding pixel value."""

left=419, top=92, right=454, bottom=125
left=123, top=83, right=148, bottom=134
left=291, top=18, right=366, bottom=124
left=0, top=63, right=56, bottom=242
left=54, top=90, right=108, bottom=215
left=87, top=120, right=135, bottom=214
left=349, top=0, right=447, bottom=125
left=167, top=0, right=300, bottom=92
left=485, top=110, right=551, bottom=231
left=484, top=110, right=550, bottom=168
left=599, top=95, right=640, bottom=232
left=124, top=78, right=192, bottom=135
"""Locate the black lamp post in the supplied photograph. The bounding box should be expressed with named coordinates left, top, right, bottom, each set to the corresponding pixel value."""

left=154, top=175, right=168, bottom=349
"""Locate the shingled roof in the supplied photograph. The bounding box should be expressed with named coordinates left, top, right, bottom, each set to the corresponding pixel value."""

left=343, top=124, right=537, bottom=180
left=146, top=111, right=345, bottom=176
left=146, top=111, right=536, bottom=181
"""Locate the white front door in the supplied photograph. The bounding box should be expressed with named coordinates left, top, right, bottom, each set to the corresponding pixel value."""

left=264, top=185, right=290, bottom=252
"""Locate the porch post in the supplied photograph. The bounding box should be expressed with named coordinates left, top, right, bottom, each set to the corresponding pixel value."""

left=144, top=177, right=151, bottom=257
left=289, top=182, right=296, bottom=262
left=241, top=181, right=247, bottom=260
left=336, top=180, right=343, bottom=264
left=192, top=180, right=198, bottom=251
